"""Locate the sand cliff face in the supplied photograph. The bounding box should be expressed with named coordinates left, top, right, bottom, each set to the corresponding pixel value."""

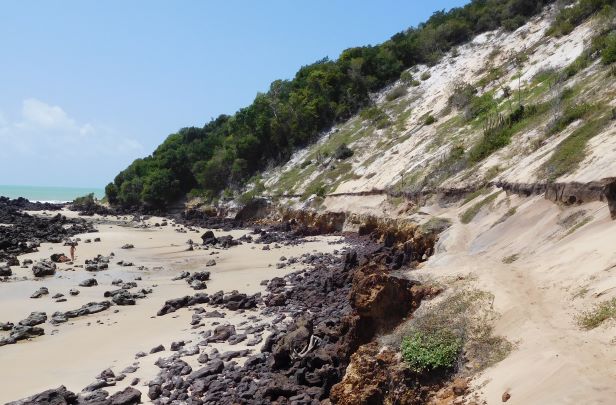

left=211, top=4, right=616, bottom=404
left=254, top=4, right=615, bottom=214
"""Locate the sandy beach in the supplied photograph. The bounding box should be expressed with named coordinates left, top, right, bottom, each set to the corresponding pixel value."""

left=0, top=210, right=343, bottom=403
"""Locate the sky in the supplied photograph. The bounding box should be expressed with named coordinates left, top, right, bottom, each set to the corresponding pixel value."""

left=0, top=0, right=468, bottom=188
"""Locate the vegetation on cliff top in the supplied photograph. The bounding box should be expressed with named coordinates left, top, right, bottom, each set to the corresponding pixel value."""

left=107, top=0, right=558, bottom=209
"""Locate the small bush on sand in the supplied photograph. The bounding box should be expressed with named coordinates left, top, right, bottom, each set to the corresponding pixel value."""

left=424, top=115, right=437, bottom=125
left=401, top=330, right=462, bottom=372
left=547, top=103, right=593, bottom=136
left=421, top=71, right=431, bottom=81
left=360, top=106, right=391, bottom=129
left=502, top=253, right=519, bottom=264
left=542, top=117, right=609, bottom=180
left=386, top=86, right=408, bottom=101
left=577, top=298, right=616, bottom=329
left=386, top=289, right=511, bottom=375
left=334, top=143, right=354, bottom=160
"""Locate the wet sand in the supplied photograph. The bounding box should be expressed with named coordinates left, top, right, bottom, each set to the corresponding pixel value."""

left=0, top=211, right=343, bottom=402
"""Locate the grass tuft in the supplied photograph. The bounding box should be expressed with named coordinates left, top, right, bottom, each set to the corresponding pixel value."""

left=577, top=298, right=616, bottom=330
left=460, top=192, right=500, bottom=224
left=542, top=117, right=609, bottom=181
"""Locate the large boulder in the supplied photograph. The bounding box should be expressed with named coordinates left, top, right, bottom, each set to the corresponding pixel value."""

left=201, top=230, right=217, bottom=245
left=271, top=317, right=312, bottom=369
left=5, top=386, right=77, bottom=405
left=109, top=387, right=141, bottom=405
left=0, top=264, right=12, bottom=276
left=79, top=278, right=98, bottom=287
left=50, top=253, right=70, bottom=263
left=64, top=301, right=112, bottom=318
left=187, top=359, right=224, bottom=382
left=18, top=311, right=47, bottom=327
left=32, top=260, right=56, bottom=277
left=30, top=287, right=49, bottom=298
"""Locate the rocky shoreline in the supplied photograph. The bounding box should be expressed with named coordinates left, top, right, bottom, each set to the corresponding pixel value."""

left=1, top=197, right=456, bottom=404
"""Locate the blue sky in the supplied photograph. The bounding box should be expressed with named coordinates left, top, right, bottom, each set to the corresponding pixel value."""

left=0, top=0, right=468, bottom=188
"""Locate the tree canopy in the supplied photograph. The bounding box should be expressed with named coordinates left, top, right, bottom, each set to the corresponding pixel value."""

left=108, top=0, right=557, bottom=209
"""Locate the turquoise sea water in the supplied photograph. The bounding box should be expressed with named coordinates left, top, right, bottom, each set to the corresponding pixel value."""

left=0, top=184, right=104, bottom=203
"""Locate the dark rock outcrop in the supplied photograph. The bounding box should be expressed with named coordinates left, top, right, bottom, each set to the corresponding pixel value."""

left=32, top=260, right=56, bottom=277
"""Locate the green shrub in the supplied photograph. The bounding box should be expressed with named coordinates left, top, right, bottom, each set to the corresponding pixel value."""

left=401, top=329, right=462, bottom=372
left=601, top=32, right=616, bottom=64
left=469, top=103, right=544, bottom=163
left=334, top=143, right=354, bottom=160
left=467, top=92, right=497, bottom=120
left=400, top=70, right=414, bottom=83
left=502, top=253, right=519, bottom=264
left=448, top=82, right=478, bottom=111
left=477, top=67, right=505, bottom=88
left=424, top=115, right=437, bottom=125
left=420, top=71, right=432, bottom=81
left=548, top=103, right=593, bottom=135
left=420, top=217, right=452, bottom=234
left=386, top=86, right=408, bottom=101
left=72, top=193, right=96, bottom=209
left=542, top=117, right=608, bottom=180
left=302, top=181, right=327, bottom=200
left=548, top=0, right=614, bottom=37
left=360, top=106, right=391, bottom=128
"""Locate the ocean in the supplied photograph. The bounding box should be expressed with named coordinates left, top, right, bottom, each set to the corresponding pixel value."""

left=0, top=184, right=104, bottom=203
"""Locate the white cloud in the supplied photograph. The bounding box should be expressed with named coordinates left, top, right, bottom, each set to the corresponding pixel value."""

left=0, top=99, right=143, bottom=185
left=22, top=98, right=78, bottom=130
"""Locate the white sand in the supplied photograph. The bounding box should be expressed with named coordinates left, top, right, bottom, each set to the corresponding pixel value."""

left=0, top=212, right=343, bottom=402
left=419, top=193, right=616, bottom=404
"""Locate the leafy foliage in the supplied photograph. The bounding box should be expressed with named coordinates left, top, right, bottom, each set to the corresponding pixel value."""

left=542, top=117, right=609, bottom=180
left=424, top=115, right=437, bottom=125
left=334, top=143, right=354, bottom=160
left=72, top=193, right=97, bottom=210
left=108, top=0, right=557, bottom=208
left=600, top=32, right=616, bottom=64
left=401, top=330, right=462, bottom=372
left=547, top=103, right=593, bottom=135
left=548, top=0, right=615, bottom=37
left=468, top=103, right=544, bottom=163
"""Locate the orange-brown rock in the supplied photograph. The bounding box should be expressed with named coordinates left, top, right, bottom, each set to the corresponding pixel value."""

left=330, top=342, right=430, bottom=405
left=281, top=209, right=346, bottom=234
left=350, top=263, right=436, bottom=342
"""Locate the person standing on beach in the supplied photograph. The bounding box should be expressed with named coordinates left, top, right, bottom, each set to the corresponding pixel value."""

left=70, top=243, right=76, bottom=261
